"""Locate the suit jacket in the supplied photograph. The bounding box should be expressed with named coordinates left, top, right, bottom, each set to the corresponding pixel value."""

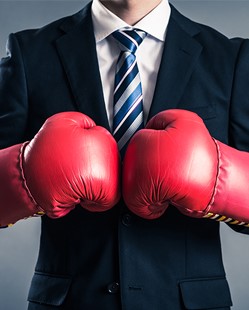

left=1, top=2, right=249, bottom=310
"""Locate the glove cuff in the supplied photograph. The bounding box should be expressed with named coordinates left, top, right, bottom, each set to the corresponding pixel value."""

left=0, top=143, right=44, bottom=228
left=205, top=139, right=249, bottom=227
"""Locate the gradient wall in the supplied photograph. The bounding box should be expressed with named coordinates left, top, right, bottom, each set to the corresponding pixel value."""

left=0, top=1, right=249, bottom=309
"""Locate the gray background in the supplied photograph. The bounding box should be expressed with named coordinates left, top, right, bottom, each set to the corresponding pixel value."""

left=0, top=1, right=249, bottom=309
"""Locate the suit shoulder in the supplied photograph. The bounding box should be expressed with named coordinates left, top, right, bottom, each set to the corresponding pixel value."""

left=14, top=16, right=66, bottom=43
left=170, top=4, right=243, bottom=54
left=13, top=3, right=90, bottom=47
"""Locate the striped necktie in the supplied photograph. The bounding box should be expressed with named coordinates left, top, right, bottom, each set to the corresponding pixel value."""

left=112, top=29, right=147, bottom=156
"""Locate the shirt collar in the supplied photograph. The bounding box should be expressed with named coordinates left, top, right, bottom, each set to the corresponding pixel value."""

left=91, top=0, right=171, bottom=43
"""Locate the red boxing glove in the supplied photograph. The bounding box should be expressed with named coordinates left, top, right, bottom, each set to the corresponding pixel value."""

left=0, top=112, right=120, bottom=227
left=123, top=109, right=249, bottom=226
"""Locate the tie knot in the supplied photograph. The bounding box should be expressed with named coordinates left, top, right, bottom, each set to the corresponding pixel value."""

left=113, top=29, right=147, bottom=54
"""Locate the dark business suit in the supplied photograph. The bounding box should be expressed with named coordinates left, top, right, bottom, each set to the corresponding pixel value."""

left=1, top=2, right=249, bottom=309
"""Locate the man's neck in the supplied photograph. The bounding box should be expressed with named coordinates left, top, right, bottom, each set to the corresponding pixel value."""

left=99, top=0, right=163, bottom=25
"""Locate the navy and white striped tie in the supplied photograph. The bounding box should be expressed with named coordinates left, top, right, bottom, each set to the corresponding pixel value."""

left=112, top=29, right=147, bottom=156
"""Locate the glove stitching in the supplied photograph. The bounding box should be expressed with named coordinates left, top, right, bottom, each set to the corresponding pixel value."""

left=204, top=137, right=221, bottom=215
left=19, top=142, right=45, bottom=215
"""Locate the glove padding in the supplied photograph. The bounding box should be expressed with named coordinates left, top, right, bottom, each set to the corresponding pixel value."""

left=123, top=109, right=249, bottom=225
left=0, top=112, right=121, bottom=226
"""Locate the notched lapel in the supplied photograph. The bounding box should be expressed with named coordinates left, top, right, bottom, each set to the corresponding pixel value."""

left=148, top=7, right=203, bottom=121
left=55, top=4, right=110, bottom=130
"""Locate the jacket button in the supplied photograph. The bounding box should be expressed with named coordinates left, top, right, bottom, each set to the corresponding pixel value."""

left=107, top=282, right=120, bottom=294
left=122, top=213, right=132, bottom=226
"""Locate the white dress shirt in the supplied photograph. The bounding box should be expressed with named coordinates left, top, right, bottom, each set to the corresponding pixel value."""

left=91, top=0, right=171, bottom=128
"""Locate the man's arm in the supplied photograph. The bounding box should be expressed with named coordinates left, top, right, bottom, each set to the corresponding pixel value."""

left=0, top=33, right=31, bottom=228
left=0, top=35, right=121, bottom=228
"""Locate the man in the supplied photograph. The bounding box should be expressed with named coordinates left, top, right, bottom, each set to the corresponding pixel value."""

left=0, top=0, right=249, bottom=309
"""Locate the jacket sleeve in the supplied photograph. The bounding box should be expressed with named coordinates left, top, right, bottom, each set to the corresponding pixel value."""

left=0, top=33, right=28, bottom=149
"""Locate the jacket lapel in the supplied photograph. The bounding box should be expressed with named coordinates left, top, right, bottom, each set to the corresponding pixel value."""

left=148, top=5, right=203, bottom=120
left=55, top=3, right=110, bottom=130
left=55, top=4, right=203, bottom=129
